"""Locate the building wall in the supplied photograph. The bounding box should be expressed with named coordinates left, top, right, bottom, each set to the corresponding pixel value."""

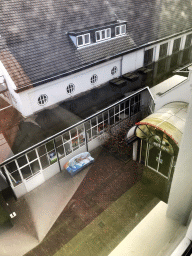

left=19, top=58, right=122, bottom=116
left=17, top=49, right=145, bottom=117
left=122, top=49, right=144, bottom=74
left=4, top=30, right=192, bottom=117
left=0, top=61, right=24, bottom=114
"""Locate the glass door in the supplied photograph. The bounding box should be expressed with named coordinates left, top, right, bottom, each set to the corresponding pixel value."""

left=158, top=150, right=173, bottom=177
left=147, top=144, right=160, bottom=171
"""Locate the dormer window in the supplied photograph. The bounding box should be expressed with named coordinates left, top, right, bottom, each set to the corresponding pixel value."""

left=69, top=21, right=127, bottom=48
left=115, top=24, right=126, bottom=36
left=77, top=33, right=90, bottom=47
left=95, top=28, right=111, bottom=42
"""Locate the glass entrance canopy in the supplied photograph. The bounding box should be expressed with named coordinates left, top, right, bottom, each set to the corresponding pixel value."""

left=131, top=101, right=188, bottom=179
left=135, top=101, right=188, bottom=152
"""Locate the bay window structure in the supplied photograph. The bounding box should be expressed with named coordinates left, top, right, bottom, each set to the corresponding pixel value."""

left=77, top=33, right=90, bottom=47
left=95, top=28, right=111, bottom=42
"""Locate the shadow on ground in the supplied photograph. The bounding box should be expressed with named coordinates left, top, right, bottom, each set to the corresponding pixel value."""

left=25, top=148, right=164, bottom=256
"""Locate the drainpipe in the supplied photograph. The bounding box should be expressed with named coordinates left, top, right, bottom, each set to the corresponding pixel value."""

left=120, top=56, right=123, bottom=76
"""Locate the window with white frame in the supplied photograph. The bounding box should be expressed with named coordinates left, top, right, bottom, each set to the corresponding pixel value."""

left=4, top=162, right=22, bottom=187
left=77, top=33, right=90, bottom=47
left=159, top=42, right=168, bottom=59
left=111, top=66, right=118, bottom=75
left=184, top=33, right=192, bottom=48
left=4, top=149, right=41, bottom=185
left=95, top=28, right=111, bottom=42
left=38, top=94, right=48, bottom=106
left=54, top=125, right=85, bottom=159
left=37, top=140, right=58, bottom=170
left=66, top=83, right=75, bottom=94
left=115, top=24, right=126, bottom=36
left=172, top=38, right=181, bottom=53
left=144, top=48, right=154, bottom=66
left=85, top=93, right=141, bottom=140
left=90, top=74, right=98, bottom=84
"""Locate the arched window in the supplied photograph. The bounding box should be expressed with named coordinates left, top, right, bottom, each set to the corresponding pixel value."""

left=38, top=94, right=48, bottom=106
left=111, top=66, right=118, bottom=75
left=67, top=83, right=75, bottom=94
left=90, top=74, right=98, bottom=84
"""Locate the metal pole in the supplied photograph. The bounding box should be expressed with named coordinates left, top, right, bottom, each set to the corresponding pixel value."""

left=53, top=139, right=62, bottom=172
left=83, top=123, right=88, bottom=152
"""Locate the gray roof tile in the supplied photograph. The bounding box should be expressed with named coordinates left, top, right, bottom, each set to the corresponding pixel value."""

left=0, top=0, right=192, bottom=91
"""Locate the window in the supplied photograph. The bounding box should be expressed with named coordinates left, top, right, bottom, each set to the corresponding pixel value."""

left=172, top=38, right=181, bottom=53
left=38, top=94, right=48, bottom=106
left=66, top=84, right=75, bottom=94
left=182, top=47, right=192, bottom=64
left=5, top=149, right=41, bottom=184
left=4, top=162, right=22, bottom=187
left=111, top=66, right=118, bottom=75
left=115, top=24, right=126, bottom=36
left=121, top=24, right=126, bottom=34
left=95, top=28, right=111, bottom=42
left=185, top=34, right=192, bottom=48
left=159, top=42, right=168, bottom=59
left=38, top=141, right=57, bottom=169
left=116, top=26, right=120, bottom=36
left=106, top=28, right=111, bottom=38
left=144, top=48, right=154, bottom=66
left=90, top=74, right=98, bottom=84
left=77, top=36, right=83, bottom=46
left=77, top=33, right=90, bottom=47
left=84, top=34, right=90, bottom=44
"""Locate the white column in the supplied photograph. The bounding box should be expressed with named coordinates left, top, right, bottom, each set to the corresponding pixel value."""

left=168, top=40, right=174, bottom=56
left=132, top=140, right=138, bottom=161
left=180, top=35, right=186, bottom=50
left=154, top=45, right=160, bottom=62
left=167, top=68, right=192, bottom=224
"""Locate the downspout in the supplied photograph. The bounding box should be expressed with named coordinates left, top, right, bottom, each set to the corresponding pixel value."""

left=120, top=56, right=123, bottom=76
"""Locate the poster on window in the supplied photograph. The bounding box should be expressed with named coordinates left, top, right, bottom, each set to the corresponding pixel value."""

left=48, top=152, right=57, bottom=164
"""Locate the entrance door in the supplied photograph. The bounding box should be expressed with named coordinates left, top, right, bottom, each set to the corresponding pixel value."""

left=158, top=150, right=173, bottom=177
left=147, top=144, right=160, bottom=171
left=146, top=143, right=173, bottom=178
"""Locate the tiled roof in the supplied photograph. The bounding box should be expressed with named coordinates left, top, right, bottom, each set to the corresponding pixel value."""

left=108, top=0, right=192, bottom=45
left=0, top=0, right=192, bottom=91
left=0, top=50, right=33, bottom=92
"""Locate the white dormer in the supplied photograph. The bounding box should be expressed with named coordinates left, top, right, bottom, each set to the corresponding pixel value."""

left=68, top=20, right=127, bottom=48
left=77, top=33, right=91, bottom=47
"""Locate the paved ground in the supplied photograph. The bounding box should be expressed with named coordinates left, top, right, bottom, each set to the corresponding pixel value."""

left=52, top=182, right=159, bottom=256
left=0, top=146, right=165, bottom=256
left=24, top=148, right=160, bottom=256
left=0, top=148, right=101, bottom=256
